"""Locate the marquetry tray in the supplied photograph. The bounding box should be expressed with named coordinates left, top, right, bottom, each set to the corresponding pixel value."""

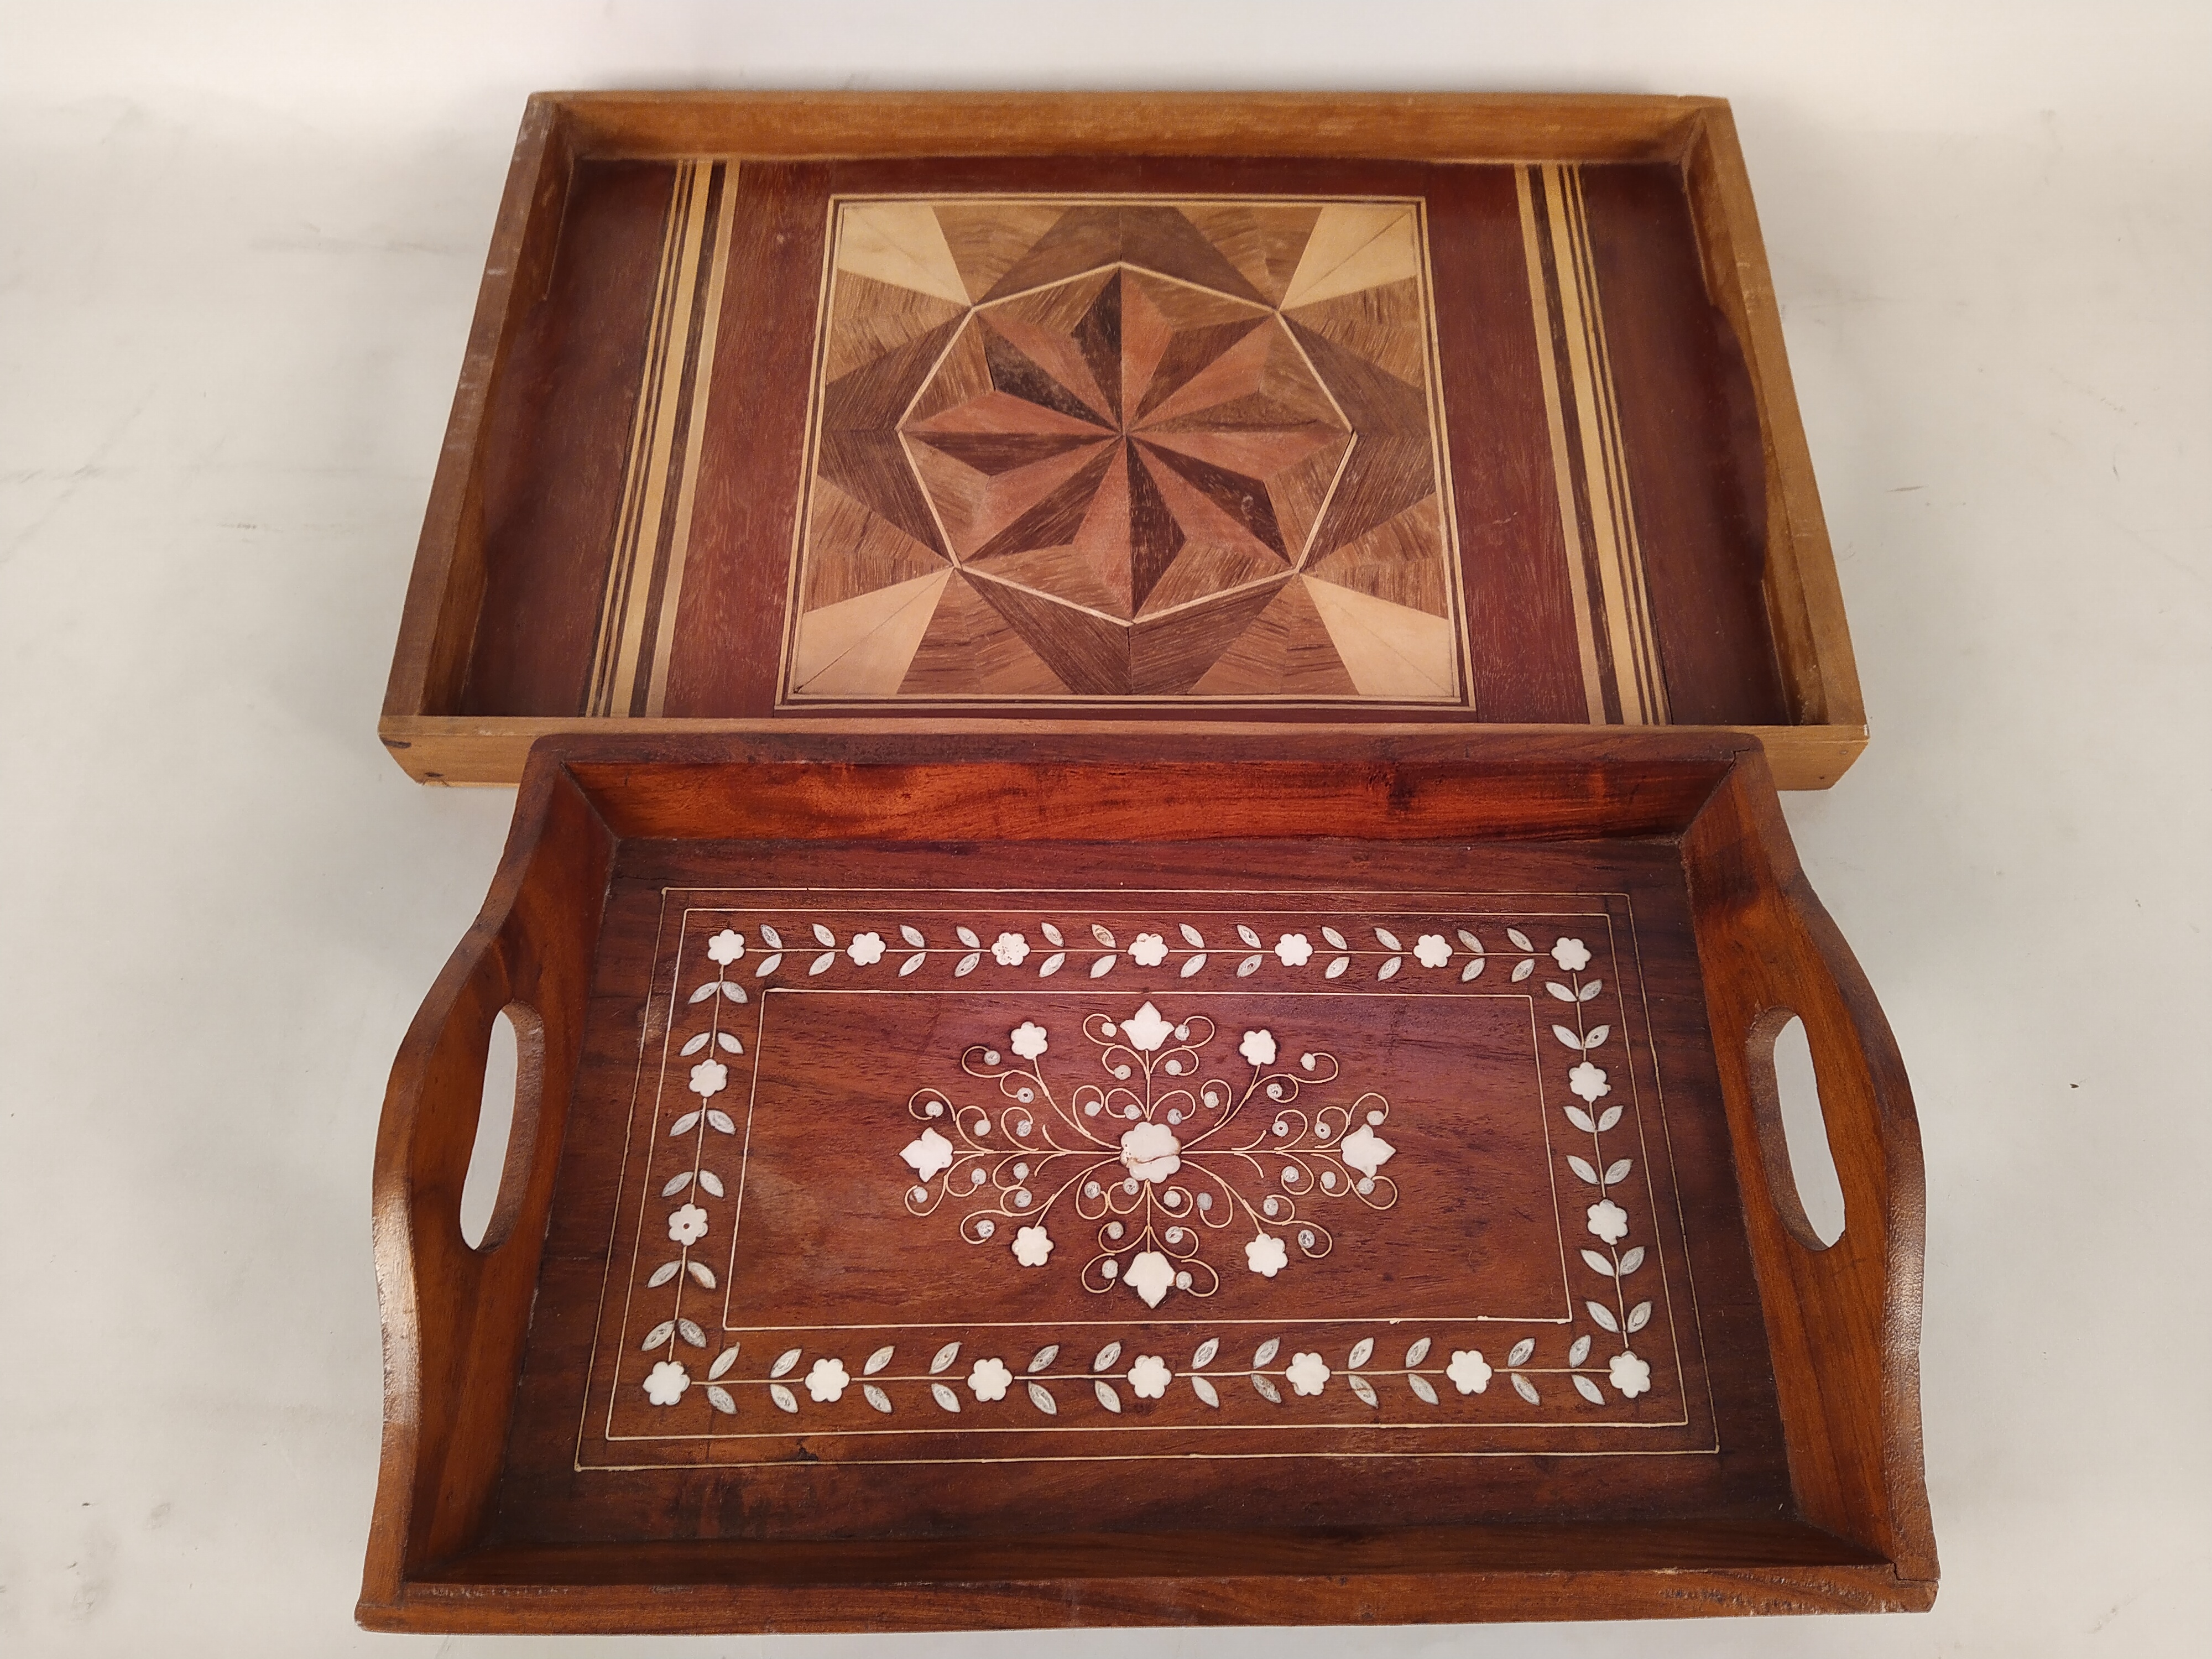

left=359, top=732, right=1934, bottom=1632
left=381, top=93, right=1866, bottom=787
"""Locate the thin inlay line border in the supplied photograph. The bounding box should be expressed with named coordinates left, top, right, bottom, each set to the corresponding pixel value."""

left=585, top=158, right=739, bottom=718
left=1517, top=163, right=1671, bottom=727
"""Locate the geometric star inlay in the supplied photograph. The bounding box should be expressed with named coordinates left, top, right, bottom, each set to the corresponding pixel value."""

left=786, top=197, right=1466, bottom=703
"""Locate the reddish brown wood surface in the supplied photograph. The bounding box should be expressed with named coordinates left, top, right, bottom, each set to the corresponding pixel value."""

left=462, top=161, right=670, bottom=716
left=1580, top=165, right=1786, bottom=723
left=359, top=732, right=1932, bottom=1631
left=380, top=93, right=1866, bottom=787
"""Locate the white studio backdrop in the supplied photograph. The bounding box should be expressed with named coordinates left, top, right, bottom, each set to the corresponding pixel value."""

left=1, top=3, right=2205, bottom=1655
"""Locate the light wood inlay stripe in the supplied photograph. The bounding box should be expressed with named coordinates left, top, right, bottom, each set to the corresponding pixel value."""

left=1514, top=168, right=1606, bottom=724
left=1563, top=166, right=1667, bottom=723
left=1519, top=164, right=1670, bottom=726
left=587, top=159, right=738, bottom=718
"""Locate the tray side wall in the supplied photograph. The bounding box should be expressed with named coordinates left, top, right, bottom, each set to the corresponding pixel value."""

left=362, top=1521, right=1928, bottom=1631
left=361, top=765, right=615, bottom=1609
left=384, top=100, right=575, bottom=727
left=1681, top=109, right=1865, bottom=733
left=1681, top=752, right=1936, bottom=1588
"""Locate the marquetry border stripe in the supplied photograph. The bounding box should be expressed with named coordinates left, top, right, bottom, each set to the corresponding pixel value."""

left=586, top=158, right=738, bottom=717
left=1516, top=165, right=1670, bottom=726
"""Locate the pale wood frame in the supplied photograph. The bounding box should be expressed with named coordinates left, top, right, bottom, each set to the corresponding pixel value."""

left=382, top=93, right=1865, bottom=786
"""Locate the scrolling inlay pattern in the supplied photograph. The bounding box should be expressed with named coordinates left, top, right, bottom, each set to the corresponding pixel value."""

left=901, top=1001, right=1397, bottom=1307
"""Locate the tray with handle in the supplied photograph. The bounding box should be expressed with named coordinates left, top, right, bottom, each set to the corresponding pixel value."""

left=360, top=730, right=1932, bottom=1630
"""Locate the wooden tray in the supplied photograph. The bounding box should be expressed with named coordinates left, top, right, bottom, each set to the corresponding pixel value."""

left=359, top=732, right=1934, bottom=1631
left=380, top=93, right=1866, bottom=788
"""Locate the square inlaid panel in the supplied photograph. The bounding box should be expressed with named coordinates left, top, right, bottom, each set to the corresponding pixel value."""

left=782, top=196, right=1466, bottom=705
left=491, top=834, right=1788, bottom=1547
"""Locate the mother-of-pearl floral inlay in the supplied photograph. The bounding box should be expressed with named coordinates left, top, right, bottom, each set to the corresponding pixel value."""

left=625, top=914, right=1663, bottom=1431
left=899, top=1001, right=1397, bottom=1307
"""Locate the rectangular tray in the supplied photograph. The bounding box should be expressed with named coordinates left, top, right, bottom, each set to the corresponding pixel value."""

left=380, top=93, right=1866, bottom=787
left=359, top=733, right=1934, bottom=1631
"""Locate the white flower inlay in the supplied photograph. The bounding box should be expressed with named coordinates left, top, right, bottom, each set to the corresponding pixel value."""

left=1123, top=1354, right=1169, bottom=1399
left=1286, top=1351, right=1331, bottom=1396
left=1609, top=1350, right=1651, bottom=1397
left=1119, top=1001, right=1173, bottom=1052
left=1124, top=1249, right=1175, bottom=1308
left=1447, top=1349, right=1492, bottom=1394
left=898, top=1000, right=1398, bottom=1309
left=643, top=1359, right=690, bottom=1405
left=657, top=912, right=1661, bottom=1425
left=1120, top=1120, right=1182, bottom=1183
left=1245, top=1232, right=1288, bottom=1277
left=967, top=1357, right=1012, bottom=1401
left=1338, top=1124, right=1395, bottom=1179
left=901, top=1126, right=954, bottom=1182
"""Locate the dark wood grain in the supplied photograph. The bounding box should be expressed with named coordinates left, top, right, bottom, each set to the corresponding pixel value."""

left=362, top=759, right=614, bottom=1593
left=1684, top=754, right=1937, bottom=1585
left=1579, top=165, right=1787, bottom=724
left=458, top=160, right=669, bottom=716
left=382, top=99, right=571, bottom=723
left=1431, top=164, right=1589, bottom=723
left=359, top=732, right=1933, bottom=1630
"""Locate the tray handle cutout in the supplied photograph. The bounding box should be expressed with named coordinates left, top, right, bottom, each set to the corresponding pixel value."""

left=1745, top=1009, right=1846, bottom=1250
left=1684, top=751, right=1936, bottom=1587
left=365, top=763, right=613, bottom=1600
left=458, top=1001, right=545, bottom=1252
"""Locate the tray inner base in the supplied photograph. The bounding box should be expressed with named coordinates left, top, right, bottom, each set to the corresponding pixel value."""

left=463, top=155, right=1784, bottom=731
left=484, top=833, right=1791, bottom=1550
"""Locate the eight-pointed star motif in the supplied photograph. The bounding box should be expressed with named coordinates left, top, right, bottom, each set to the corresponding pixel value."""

left=902, top=264, right=1354, bottom=643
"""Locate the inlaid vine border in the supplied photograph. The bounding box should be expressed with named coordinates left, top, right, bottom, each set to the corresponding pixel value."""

left=638, top=1324, right=1652, bottom=1423
left=624, top=910, right=1660, bottom=1423
left=653, top=914, right=1551, bottom=986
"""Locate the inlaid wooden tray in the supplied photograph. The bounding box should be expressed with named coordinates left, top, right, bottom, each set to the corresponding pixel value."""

left=381, top=93, right=1866, bottom=787
left=359, top=733, right=1934, bottom=1631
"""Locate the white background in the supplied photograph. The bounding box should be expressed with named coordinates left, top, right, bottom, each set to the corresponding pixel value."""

left=2, top=2, right=2205, bottom=1653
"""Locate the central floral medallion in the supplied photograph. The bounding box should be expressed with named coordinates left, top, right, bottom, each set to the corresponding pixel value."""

left=898, top=1000, right=1399, bottom=1307
left=1119, top=1120, right=1182, bottom=1182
